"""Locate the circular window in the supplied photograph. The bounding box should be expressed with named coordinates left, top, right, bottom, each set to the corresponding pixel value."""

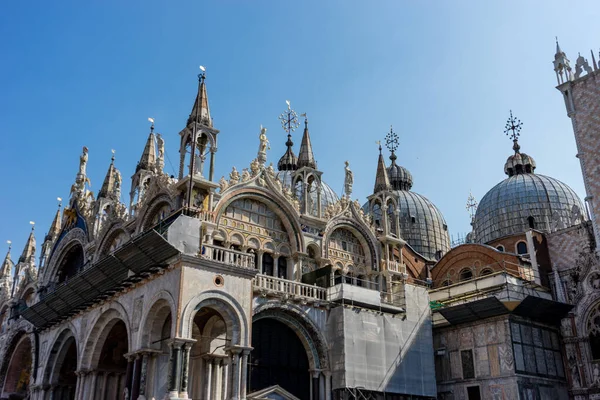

left=214, top=275, right=224, bottom=287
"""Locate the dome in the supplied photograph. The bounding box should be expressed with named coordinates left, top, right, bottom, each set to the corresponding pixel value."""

left=393, top=191, right=451, bottom=260
left=363, top=190, right=450, bottom=260
left=276, top=170, right=339, bottom=213
left=473, top=173, right=586, bottom=244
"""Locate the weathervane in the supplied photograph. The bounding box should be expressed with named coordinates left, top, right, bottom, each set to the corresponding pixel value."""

left=466, top=191, right=478, bottom=222
left=385, top=125, right=399, bottom=154
left=278, top=100, right=300, bottom=134
left=504, top=110, right=523, bottom=153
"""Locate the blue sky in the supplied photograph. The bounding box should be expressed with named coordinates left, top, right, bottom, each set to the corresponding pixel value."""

left=1, top=1, right=598, bottom=260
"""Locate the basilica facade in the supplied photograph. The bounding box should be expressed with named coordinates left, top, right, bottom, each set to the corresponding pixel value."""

left=1, top=42, right=600, bottom=400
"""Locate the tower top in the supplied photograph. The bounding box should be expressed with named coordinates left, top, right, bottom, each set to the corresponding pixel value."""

left=187, top=67, right=212, bottom=127
left=373, top=142, right=391, bottom=193
left=503, top=111, right=536, bottom=176
left=297, top=114, right=316, bottom=169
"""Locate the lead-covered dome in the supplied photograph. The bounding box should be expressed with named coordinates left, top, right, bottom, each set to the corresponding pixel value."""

left=365, top=147, right=450, bottom=260
left=473, top=139, right=586, bottom=244
left=392, top=190, right=450, bottom=260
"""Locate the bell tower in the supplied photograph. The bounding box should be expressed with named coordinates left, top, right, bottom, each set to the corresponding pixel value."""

left=555, top=40, right=600, bottom=247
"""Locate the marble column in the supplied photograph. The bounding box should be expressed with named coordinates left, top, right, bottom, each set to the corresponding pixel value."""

left=323, top=370, right=332, bottom=400
left=168, top=342, right=182, bottom=397
left=221, top=358, right=229, bottom=400
left=124, top=356, right=134, bottom=399
left=309, top=370, right=321, bottom=400
left=204, top=356, right=213, bottom=400
left=131, top=355, right=142, bottom=400
left=139, top=352, right=149, bottom=398
left=180, top=343, right=192, bottom=399
left=229, top=350, right=241, bottom=400
left=240, top=350, right=250, bottom=400
left=211, top=358, right=219, bottom=400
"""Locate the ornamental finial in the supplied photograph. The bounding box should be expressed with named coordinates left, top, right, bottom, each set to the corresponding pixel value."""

left=466, top=191, right=478, bottom=222
left=385, top=125, right=399, bottom=163
left=278, top=100, right=300, bottom=134
left=504, top=110, right=523, bottom=153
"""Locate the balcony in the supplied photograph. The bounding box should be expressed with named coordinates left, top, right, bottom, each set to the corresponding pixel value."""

left=382, top=260, right=407, bottom=274
left=253, top=274, right=326, bottom=302
left=202, top=244, right=256, bottom=270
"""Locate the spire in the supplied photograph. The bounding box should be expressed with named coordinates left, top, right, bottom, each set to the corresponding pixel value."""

left=554, top=37, right=573, bottom=85
left=297, top=115, right=316, bottom=169
left=19, top=223, right=36, bottom=265
left=45, top=199, right=62, bottom=242
left=98, top=151, right=121, bottom=199
left=1, top=242, right=13, bottom=279
left=187, top=68, right=212, bottom=127
left=373, top=143, right=391, bottom=193
left=137, top=123, right=157, bottom=172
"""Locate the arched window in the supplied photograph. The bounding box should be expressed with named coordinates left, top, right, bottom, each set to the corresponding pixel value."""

left=496, top=245, right=505, bottom=252
left=334, top=269, right=343, bottom=285
left=441, top=280, right=452, bottom=287
left=516, top=241, right=528, bottom=255
left=528, top=216, right=535, bottom=229
left=459, top=268, right=473, bottom=281
left=480, top=268, right=493, bottom=276
left=278, top=257, right=287, bottom=279
left=372, top=202, right=382, bottom=229
left=587, top=304, right=600, bottom=360
left=57, top=245, right=84, bottom=284
left=262, top=253, right=274, bottom=276
left=386, top=202, right=397, bottom=236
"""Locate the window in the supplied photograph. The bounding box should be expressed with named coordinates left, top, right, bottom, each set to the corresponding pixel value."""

left=461, top=350, right=475, bottom=379
left=516, top=241, right=528, bottom=255
left=277, top=257, right=287, bottom=279
left=528, top=216, right=535, bottom=229
left=466, top=386, right=481, bottom=400
left=262, top=253, right=274, bottom=276
left=511, top=322, right=564, bottom=378
left=459, top=268, right=473, bottom=281
left=496, top=245, right=505, bottom=252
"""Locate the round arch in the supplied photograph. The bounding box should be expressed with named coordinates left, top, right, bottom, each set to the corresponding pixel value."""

left=180, top=290, right=248, bottom=346
left=137, top=194, right=175, bottom=234
left=137, top=290, right=177, bottom=349
left=95, top=224, right=129, bottom=262
left=43, top=227, right=88, bottom=286
left=252, top=302, right=329, bottom=371
left=0, top=332, right=33, bottom=398
left=323, top=220, right=378, bottom=272
left=43, top=328, right=78, bottom=394
left=215, top=189, right=305, bottom=254
left=80, top=305, right=131, bottom=369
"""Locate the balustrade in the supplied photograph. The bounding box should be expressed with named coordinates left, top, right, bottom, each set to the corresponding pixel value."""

left=253, top=274, right=327, bottom=301
left=202, top=244, right=256, bottom=269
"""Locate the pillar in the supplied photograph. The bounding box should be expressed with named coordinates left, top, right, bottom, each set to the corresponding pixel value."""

left=209, top=147, right=217, bottom=181
left=124, top=356, right=134, bottom=399
left=257, top=250, right=264, bottom=274
left=229, top=350, right=241, bottom=400
left=324, top=370, right=332, bottom=400
left=211, top=358, right=219, bottom=400
left=240, top=350, right=250, bottom=400
left=310, top=370, right=321, bottom=400
left=204, top=356, right=213, bottom=400
left=131, top=355, right=142, bottom=400
left=222, top=357, right=229, bottom=400
left=273, top=253, right=280, bottom=278
left=139, top=352, right=149, bottom=399
left=168, top=342, right=182, bottom=397
left=180, top=343, right=192, bottom=399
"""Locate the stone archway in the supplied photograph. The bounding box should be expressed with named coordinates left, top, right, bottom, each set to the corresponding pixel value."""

left=43, top=328, right=78, bottom=400
left=251, top=304, right=331, bottom=400
left=0, top=334, right=32, bottom=399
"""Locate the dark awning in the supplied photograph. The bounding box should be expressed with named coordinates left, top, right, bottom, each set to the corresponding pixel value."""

left=438, top=297, right=509, bottom=325
left=512, top=296, right=573, bottom=325
left=21, top=230, right=180, bottom=329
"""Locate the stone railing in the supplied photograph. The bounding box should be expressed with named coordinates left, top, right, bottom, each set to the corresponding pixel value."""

left=384, top=260, right=407, bottom=274
left=202, top=244, right=256, bottom=269
left=253, top=274, right=327, bottom=302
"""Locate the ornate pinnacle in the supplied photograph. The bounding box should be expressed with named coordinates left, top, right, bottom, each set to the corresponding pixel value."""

left=466, top=191, right=478, bottom=221
left=278, top=100, right=300, bottom=134
left=504, top=110, right=523, bottom=153
left=385, top=125, right=399, bottom=153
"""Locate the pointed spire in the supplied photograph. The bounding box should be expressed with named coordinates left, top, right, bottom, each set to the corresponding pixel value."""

left=137, top=122, right=157, bottom=172
left=187, top=67, right=212, bottom=127
left=45, top=198, right=62, bottom=242
left=297, top=115, right=316, bottom=169
left=555, top=36, right=562, bottom=54
left=374, top=143, right=391, bottom=193
left=19, top=223, right=36, bottom=265
left=554, top=37, right=573, bottom=85
left=1, top=242, right=13, bottom=279
left=99, top=151, right=119, bottom=199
